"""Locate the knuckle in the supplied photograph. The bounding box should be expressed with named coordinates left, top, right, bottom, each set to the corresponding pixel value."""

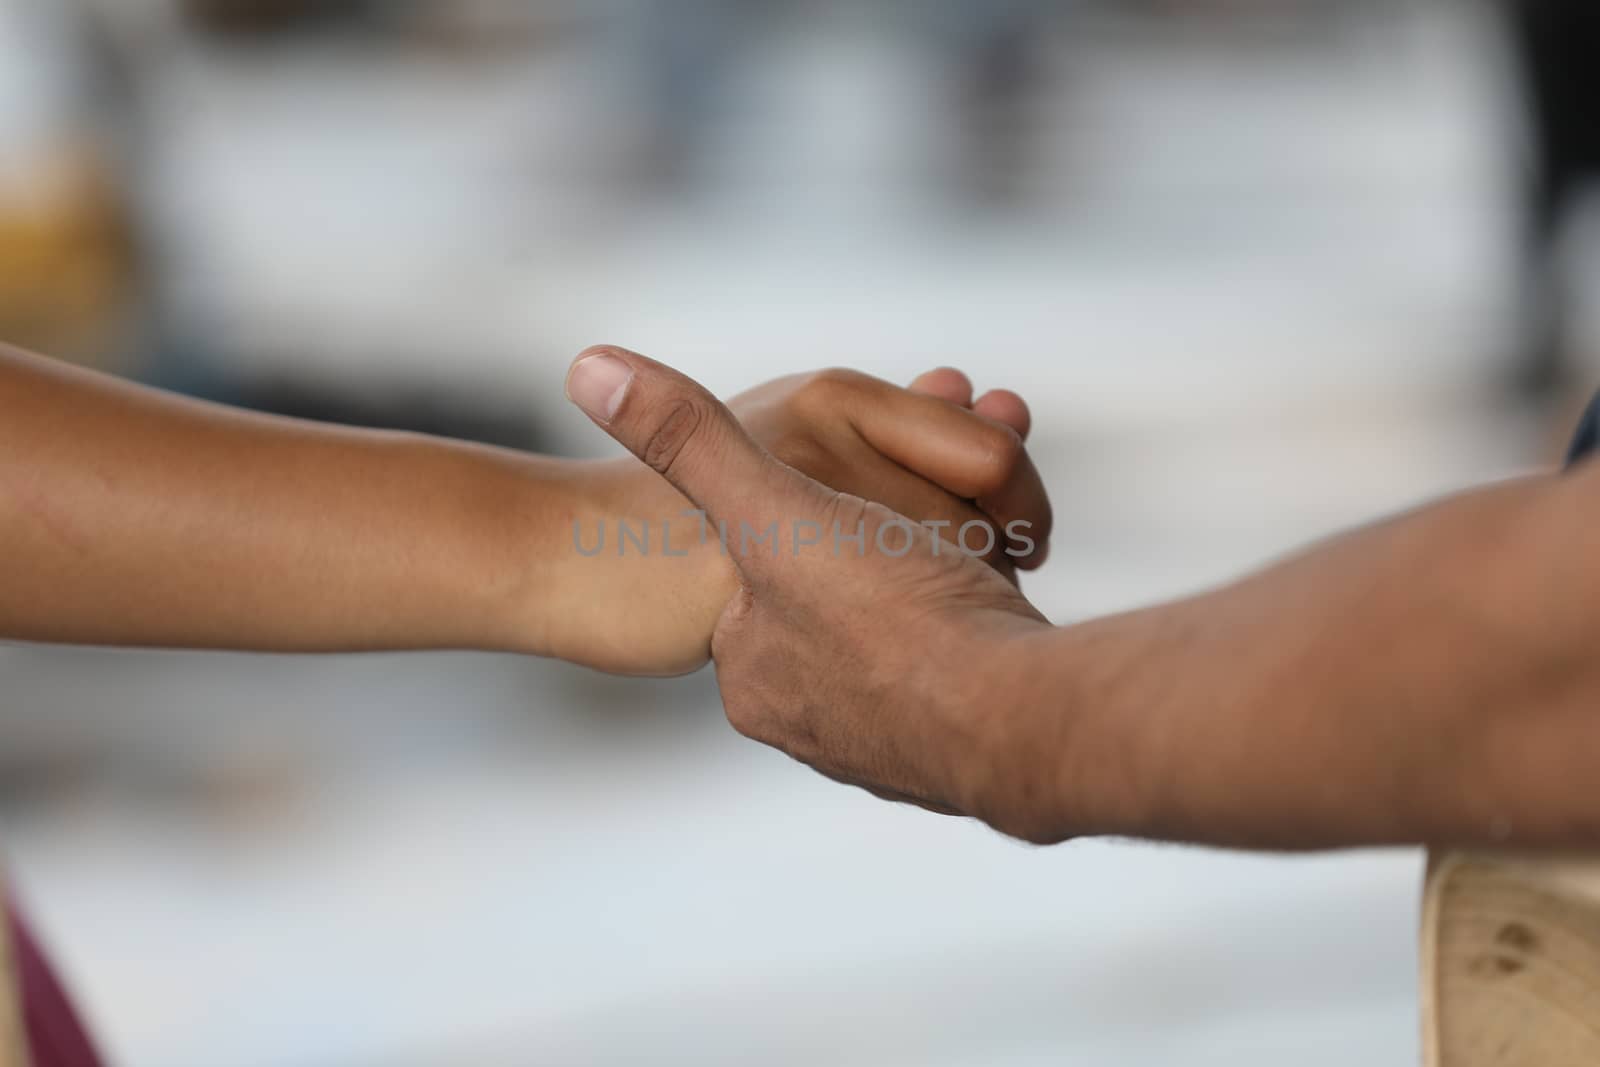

left=642, top=398, right=708, bottom=477
left=793, top=368, right=867, bottom=413
left=813, top=366, right=866, bottom=389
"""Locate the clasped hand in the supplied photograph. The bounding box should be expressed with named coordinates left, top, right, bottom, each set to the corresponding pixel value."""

left=566, top=346, right=1066, bottom=842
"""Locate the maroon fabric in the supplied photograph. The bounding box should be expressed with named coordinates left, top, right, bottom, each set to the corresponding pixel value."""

left=7, top=904, right=103, bottom=1067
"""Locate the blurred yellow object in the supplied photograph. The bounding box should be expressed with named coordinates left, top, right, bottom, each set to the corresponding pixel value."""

left=0, top=144, right=135, bottom=369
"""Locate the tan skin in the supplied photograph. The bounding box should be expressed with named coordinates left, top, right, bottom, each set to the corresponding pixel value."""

left=570, top=345, right=1600, bottom=851
left=0, top=341, right=1049, bottom=677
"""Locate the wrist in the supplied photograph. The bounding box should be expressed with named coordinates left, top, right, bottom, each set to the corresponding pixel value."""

left=414, top=440, right=587, bottom=657
left=500, top=456, right=736, bottom=672
left=976, top=622, right=1156, bottom=844
left=490, top=457, right=628, bottom=660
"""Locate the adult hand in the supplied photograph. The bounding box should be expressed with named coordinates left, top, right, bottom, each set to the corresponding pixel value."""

left=551, top=353, right=1052, bottom=676
left=566, top=346, right=1067, bottom=840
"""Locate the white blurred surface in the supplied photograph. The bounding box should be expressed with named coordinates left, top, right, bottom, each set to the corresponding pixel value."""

left=125, top=0, right=1520, bottom=417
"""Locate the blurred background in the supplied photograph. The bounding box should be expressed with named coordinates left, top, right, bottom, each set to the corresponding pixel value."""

left=1, top=0, right=1597, bottom=1063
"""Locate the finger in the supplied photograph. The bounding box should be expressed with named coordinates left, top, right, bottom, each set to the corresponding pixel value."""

left=973, top=388, right=1031, bottom=441
left=565, top=345, right=823, bottom=581
left=821, top=372, right=1025, bottom=501
left=826, top=377, right=1053, bottom=563
left=908, top=367, right=974, bottom=408
left=975, top=444, right=1052, bottom=570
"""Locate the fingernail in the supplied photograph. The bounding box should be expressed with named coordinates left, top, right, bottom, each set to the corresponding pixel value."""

left=566, top=353, right=633, bottom=423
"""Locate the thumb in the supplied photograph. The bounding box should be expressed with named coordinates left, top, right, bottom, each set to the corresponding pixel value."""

left=565, top=345, right=823, bottom=575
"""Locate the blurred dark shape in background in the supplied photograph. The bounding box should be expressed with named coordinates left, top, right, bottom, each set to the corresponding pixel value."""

left=180, top=0, right=570, bottom=49
left=605, top=0, right=1057, bottom=206
left=948, top=1, right=1050, bottom=206
left=181, top=0, right=361, bottom=36
left=1502, top=0, right=1600, bottom=398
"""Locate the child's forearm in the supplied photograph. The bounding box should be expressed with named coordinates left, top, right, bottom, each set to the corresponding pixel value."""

left=0, top=343, right=577, bottom=654
left=0, top=342, right=1049, bottom=675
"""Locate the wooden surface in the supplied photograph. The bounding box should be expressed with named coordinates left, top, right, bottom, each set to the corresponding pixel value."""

left=1422, top=850, right=1600, bottom=1066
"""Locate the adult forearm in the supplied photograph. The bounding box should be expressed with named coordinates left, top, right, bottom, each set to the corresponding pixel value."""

left=1030, top=468, right=1600, bottom=849
left=0, top=344, right=572, bottom=653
